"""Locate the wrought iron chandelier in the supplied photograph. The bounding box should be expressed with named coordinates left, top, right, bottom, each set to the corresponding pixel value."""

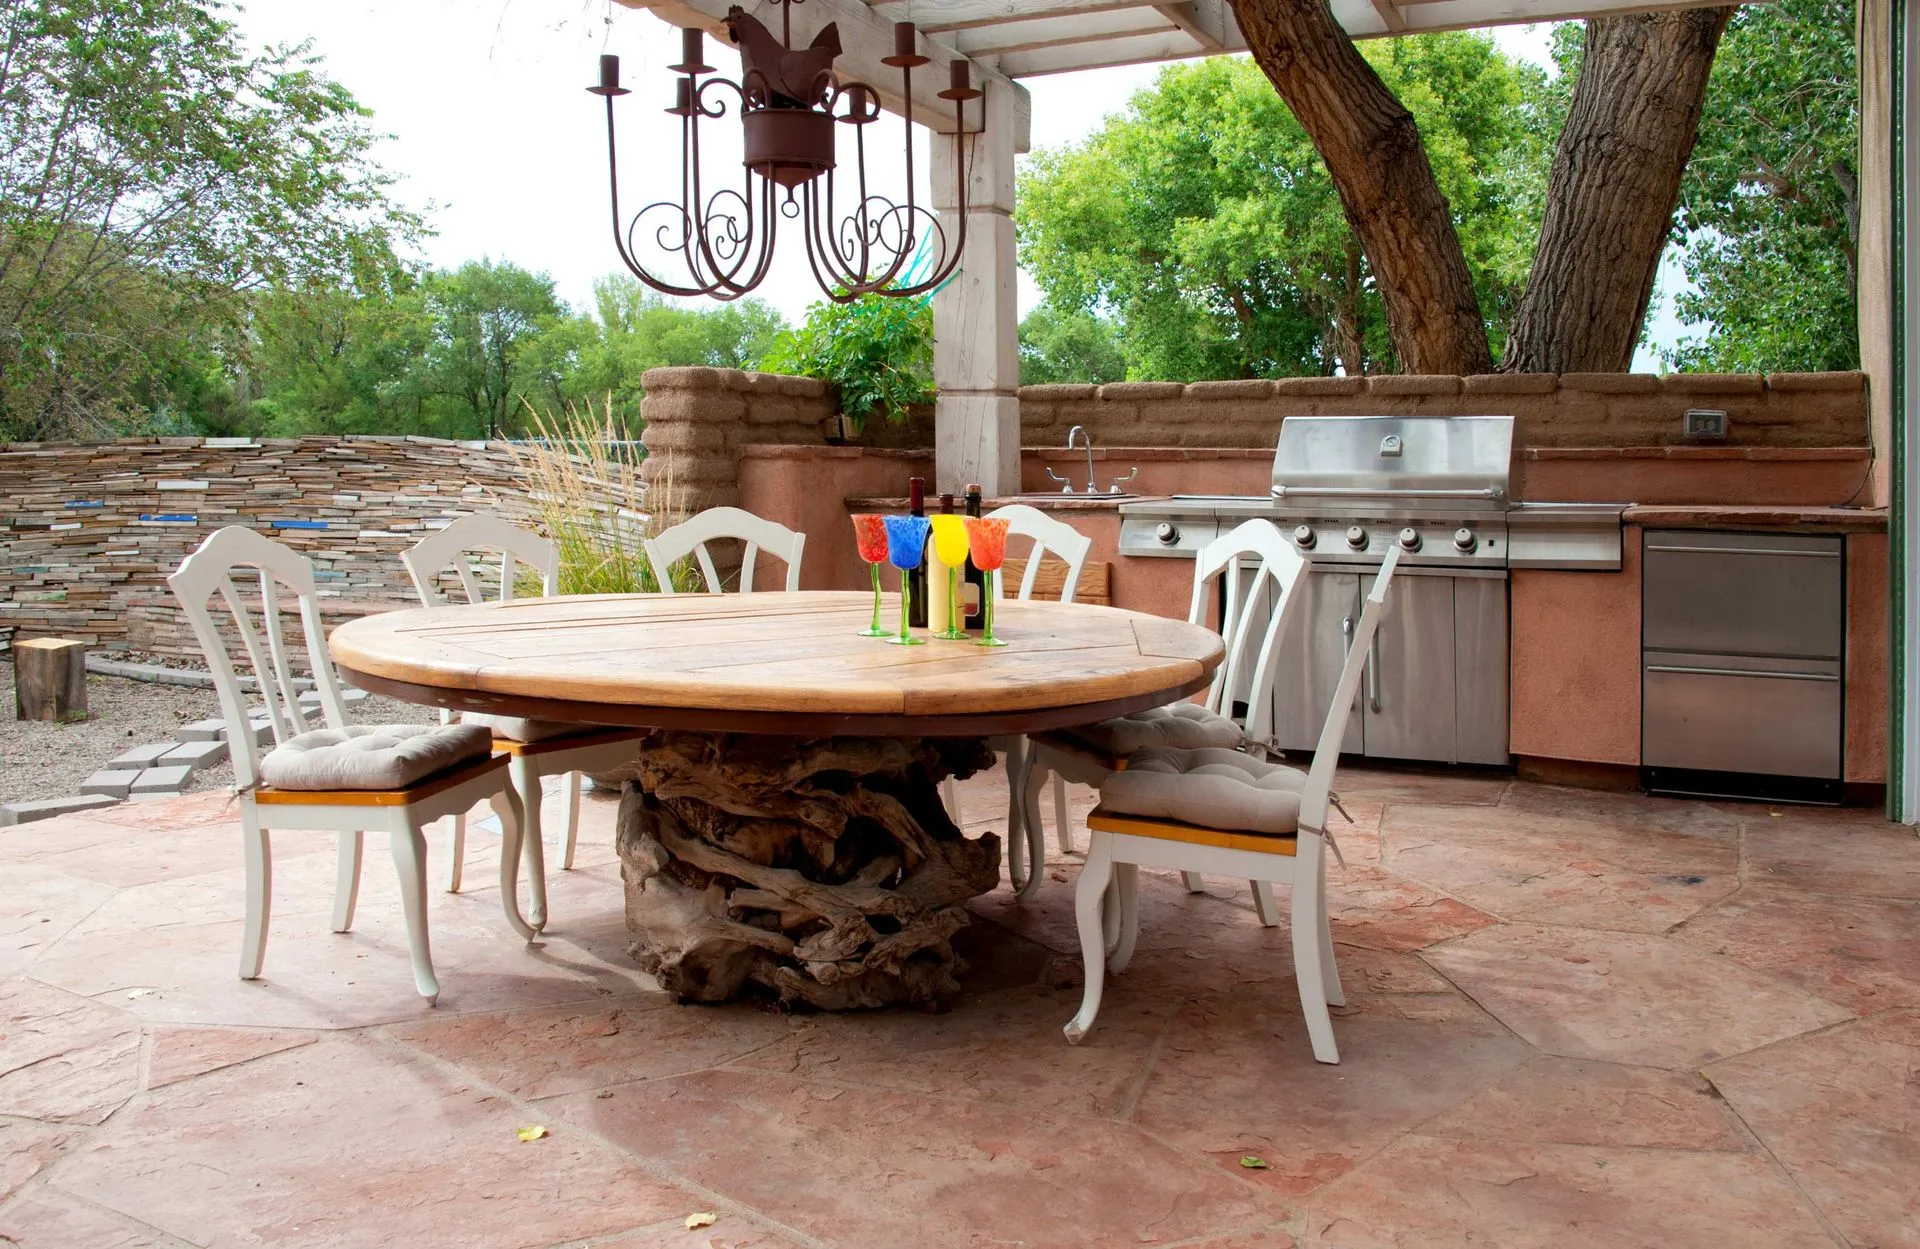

left=588, top=1, right=982, bottom=303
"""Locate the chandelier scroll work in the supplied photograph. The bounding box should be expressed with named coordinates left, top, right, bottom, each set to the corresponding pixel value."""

left=589, top=1, right=985, bottom=303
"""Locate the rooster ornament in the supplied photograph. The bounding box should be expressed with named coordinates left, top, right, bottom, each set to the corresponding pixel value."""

left=725, top=7, right=842, bottom=109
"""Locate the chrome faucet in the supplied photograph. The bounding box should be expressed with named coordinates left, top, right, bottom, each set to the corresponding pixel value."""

left=1046, top=425, right=1136, bottom=494
left=1048, top=425, right=1096, bottom=494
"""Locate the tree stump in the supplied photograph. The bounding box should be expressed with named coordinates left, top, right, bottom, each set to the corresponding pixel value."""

left=14, top=638, right=88, bottom=723
left=615, top=730, right=1001, bottom=1010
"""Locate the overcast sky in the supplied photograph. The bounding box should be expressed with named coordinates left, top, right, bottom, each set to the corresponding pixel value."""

left=233, top=0, right=1681, bottom=369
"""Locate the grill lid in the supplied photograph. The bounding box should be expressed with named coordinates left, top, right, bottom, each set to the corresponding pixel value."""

left=1272, top=415, right=1513, bottom=503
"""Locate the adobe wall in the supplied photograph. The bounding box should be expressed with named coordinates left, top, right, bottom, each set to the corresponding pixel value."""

left=0, top=436, right=538, bottom=657
left=1019, top=372, right=1868, bottom=450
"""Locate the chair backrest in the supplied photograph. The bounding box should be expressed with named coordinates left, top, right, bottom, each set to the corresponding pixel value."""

left=984, top=504, right=1093, bottom=603
left=166, top=526, right=353, bottom=790
left=1298, top=546, right=1402, bottom=833
left=643, top=506, right=805, bottom=595
left=1187, top=519, right=1311, bottom=743
left=402, top=512, right=559, bottom=608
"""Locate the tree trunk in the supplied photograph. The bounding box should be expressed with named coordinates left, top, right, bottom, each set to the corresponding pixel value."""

left=1229, top=0, right=1492, bottom=375
left=14, top=637, right=87, bottom=723
left=1505, top=8, right=1735, bottom=374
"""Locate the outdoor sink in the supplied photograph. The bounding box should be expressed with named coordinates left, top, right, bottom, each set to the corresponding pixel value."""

left=1015, top=492, right=1139, bottom=503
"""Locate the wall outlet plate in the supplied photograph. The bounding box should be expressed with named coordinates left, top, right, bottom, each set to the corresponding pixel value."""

left=1683, top=408, right=1729, bottom=440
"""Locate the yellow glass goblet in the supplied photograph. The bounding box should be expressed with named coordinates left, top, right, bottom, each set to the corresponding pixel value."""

left=929, top=514, right=971, bottom=640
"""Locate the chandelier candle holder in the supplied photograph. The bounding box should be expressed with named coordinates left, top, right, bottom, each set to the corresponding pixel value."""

left=589, top=1, right=984, bottom=302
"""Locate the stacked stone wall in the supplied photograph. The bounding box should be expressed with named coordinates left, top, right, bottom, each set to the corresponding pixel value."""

left=0, top=436, right=537, bottom=657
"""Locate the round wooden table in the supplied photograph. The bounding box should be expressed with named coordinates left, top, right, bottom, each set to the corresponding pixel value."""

left=331, top=591, right=1223, bottom=1008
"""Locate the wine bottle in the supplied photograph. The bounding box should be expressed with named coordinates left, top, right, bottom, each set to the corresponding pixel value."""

left=906, top=476, right=928, bottom=627
left=927, top=492, right=954, bottom=634
left=962, top=483, right=987, bottom=631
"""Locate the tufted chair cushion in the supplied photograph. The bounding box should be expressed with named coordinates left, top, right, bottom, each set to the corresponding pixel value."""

left=1098, top=745, right=1310, bottom=835
left=459, top=711, right=588, bottom=744
left=259, top=723, right=493, bottom=791
left=1062, top=703, right=1244, bottom=757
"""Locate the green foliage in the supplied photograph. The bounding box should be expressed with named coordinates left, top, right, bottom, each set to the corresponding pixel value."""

left=1664, top=0, right=1859, bottom=372
left=514, top=402, right=669, bottom=595
left=761, top=295, right=934, bottom=429
left=1016, top=38, right=1549, bottom=380
left=0, top=0, right=419, bottom=440
left=1019, top=302, right=1127, bottom=384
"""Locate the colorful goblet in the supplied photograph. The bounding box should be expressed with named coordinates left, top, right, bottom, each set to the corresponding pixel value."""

left=882, top=514, right=931, bottom=646
left=964, top=516, right=1011, bottom=648
left=929, top=514, right=971, bottom=640
left=850, top=513, right=890, bottom=637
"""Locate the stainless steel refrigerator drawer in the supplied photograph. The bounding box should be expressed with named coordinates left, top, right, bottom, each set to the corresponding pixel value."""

left=1643, top=531, right=1843, bottom=658
left=1642, top=653, right=1842, bottom=779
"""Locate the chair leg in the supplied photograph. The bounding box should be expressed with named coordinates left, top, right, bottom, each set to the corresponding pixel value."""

left=444, top=813, right=466, bottom=893
left=940, top=775, right=960, bottom=821
left=1181, top=872, right=1205, bottom=893
left=240, top=810, right=271, bottom=980
left=510, top=755, right=548, bottom=932
left=1110, top=863, right=1141, bottom=974
left=1003, top=737, right=1028, bottom=867
left=1250, top=880, right=1281, bottom=928
left=331, top=828, right=363, bottom=933
left=1064, top=835, right=1116, bottom=1044
left=1291, top=842, right=1340, bottom=1064
left=389, top=826, right=439, bottom=1006
left=490, top=786, right=537, bottom=942
left=561, top=770, right=582, bottom=871
left=1317, top=863, right=1345, bottom=1007
left=1016, top=749, right=1050, bottom=901
left=1051, top=773, right=1072, bottom=855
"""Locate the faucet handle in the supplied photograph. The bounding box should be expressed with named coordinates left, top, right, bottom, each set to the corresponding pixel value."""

left=1106, top=467, right=1139, bottom=494
left=1044, top=467, right=1074, bottom=493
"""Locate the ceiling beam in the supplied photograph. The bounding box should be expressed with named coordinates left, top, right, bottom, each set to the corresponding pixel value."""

left=1153, top=2, right=1230, bottom=50
left=865, top=1, right=1147, bottom=35
left=1368, top=0, right=1409, bottom=31
left=953, top=11, right=1175, bottom=56
left=614, top=0, right=1032, bottom=149
left=995, top=29, right=1224, bottom=77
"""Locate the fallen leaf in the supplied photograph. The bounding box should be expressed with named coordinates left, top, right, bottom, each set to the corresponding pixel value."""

left=686, top=1212, right=718, bottom=1229
left=1240, top=1155, right=1269, bottom=1170
left=516, top=1125, right=549, bottom=1143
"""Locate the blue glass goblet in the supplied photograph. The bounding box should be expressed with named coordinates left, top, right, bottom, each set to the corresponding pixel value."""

left=882, top=514, right=931, bottom=646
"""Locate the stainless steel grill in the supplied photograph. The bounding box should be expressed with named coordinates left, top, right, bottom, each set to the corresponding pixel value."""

left=1118, top=415, right=1626, bottom=767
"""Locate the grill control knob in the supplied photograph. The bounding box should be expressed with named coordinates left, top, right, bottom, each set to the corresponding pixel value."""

left=1453, top=527, right=1477, bottom=552
left=1292, top=525, right=1317, bottom=549
left=1398, top=527, right=1422, bottom=552
left=1154, top=522, right=1180, bottom=546
left=1345, top=526, right=1368, bottom=549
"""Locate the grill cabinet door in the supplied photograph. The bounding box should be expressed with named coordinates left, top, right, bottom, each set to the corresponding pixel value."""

left=1362, top=572, right=1459, bottom=763
left=1269, top=570, right=1364, bottom=756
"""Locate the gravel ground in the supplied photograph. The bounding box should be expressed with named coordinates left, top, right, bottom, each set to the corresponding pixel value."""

left=1, top=660, right=436, bottom=806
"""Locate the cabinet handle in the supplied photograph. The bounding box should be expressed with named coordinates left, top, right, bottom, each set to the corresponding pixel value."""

left=1646, top=543, right=1840, bottom=559
left=1368, top=630, right=1382, bottom=712
left=1645, top=663, right=1839, bottom=682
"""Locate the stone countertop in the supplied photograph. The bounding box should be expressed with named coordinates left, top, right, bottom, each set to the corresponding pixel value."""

left=846, top=495, right=1131, bottom=513
left=1623, top=505, right=1887, bottom=532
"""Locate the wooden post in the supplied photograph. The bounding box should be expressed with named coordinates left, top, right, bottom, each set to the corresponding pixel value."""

left=14, top=637, right=88, bottom=723
left=932, top=76, right=1026, bottom=496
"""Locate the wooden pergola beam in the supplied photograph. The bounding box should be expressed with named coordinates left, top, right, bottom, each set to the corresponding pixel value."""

left=614, top=0, right=1032, bottom=148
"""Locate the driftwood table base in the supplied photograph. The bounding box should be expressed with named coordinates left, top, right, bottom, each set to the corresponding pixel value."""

left=615, top=730, right=1002, bottom=1009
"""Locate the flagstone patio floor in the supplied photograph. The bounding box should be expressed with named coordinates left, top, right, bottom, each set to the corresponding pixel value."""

left=2, top=764, right=1917, bottom=1248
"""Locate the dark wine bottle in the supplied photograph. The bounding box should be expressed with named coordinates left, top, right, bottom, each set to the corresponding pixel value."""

left=906, top=476, right=929, bottom=627
left=962, top=483, right=987, bottom=631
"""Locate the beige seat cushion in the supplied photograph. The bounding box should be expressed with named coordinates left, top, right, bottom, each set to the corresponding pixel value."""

left=459, top=711, right=590, bottom=744
left=260, top=723, right=493, bottom=792
left=1099, top=746, right=1309, bottom=835
left=1063, top=703, right=1244, bottom=756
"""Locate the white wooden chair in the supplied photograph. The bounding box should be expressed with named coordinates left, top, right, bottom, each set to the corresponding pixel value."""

left=1065, top=548, right=1403, bottom=1063
left=644, top=506, right=805, bottom=594
left=402, top=513, right=647, bottom=915
left=167, top=526, right=534, bottom=1005
left=1015, top=519, right=1309, bottom=917
left=948, top=505, right=1094, bottom=848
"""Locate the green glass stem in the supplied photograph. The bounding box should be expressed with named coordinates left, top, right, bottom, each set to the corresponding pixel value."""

left=935, top=565, right=966, bottom=639
left=888, top=572, right=924, bottom=645
left=858, top=562, right=888, bottom=636
left=977, top=570, right=1008, bottom=647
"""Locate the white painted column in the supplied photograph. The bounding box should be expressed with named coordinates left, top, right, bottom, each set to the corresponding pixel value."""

left=931, top=76, right=1024, bottom=496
